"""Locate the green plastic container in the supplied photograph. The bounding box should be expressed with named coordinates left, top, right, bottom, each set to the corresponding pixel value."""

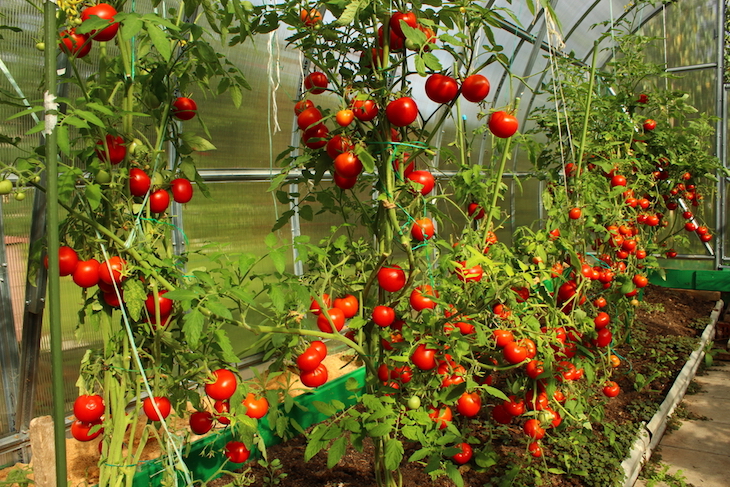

left=133, top=367, right=367, bottom=486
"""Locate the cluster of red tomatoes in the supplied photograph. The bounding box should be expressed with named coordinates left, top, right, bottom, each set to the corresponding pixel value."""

left=59, top=3, right=119, bottom=58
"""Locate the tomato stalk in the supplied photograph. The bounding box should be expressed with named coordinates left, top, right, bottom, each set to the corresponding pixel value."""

left=482, top=105, right=517, bottom=244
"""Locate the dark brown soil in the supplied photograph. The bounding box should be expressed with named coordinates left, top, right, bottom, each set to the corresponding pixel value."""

left=209, top=285, right=720, bottom=487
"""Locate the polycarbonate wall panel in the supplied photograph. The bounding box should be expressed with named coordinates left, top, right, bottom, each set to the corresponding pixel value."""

left=663, top=0, right=717, bottom=69
left=668, top=68, right=717, bottom=119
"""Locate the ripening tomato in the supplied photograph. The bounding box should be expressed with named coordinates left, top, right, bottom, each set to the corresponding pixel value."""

left=317, top=307, right=346, bottom=333
left=425, top=74, right=459, bottom=104
left=335, top=109, right=354, bottom=127
left=189, top=411, right=214, bottom=435
left=300, top=8, right=322, bottom=26
left=304, top=72, right=328, bottom=94
left=172, top=97, right=197, bottom=120
left=411, top=343, right=437, bottom=370
left=410, top=285, right=438, bottom=311
left=242, top=393, right=269, bottom=419
left=149, top=189, right=170, bottom=213
left=351, top=99, right=379, bottom=122
left=378, top=265, right=406, bottom=292
left=523, top=418, right=546, bottom=440
left=80, top=3, right=119, bottom=41
left=488, top=110, right=518, bottom=138
left=300, top=363, right=328, bottom=387
left=98, top=256, right=126, bottom=285
left=205, top=369, right=238, bottom=400
left=411, top=218, right=435, bottom=241
left=143, top=396, right=172, bottom=421
left=452, top=442, right=473, bottom=465
left=428, top=406, right=452, bottom=430
left=59, top=29, right=91, bottom=58
left=333, top=152, right=363, bottom=178
left=386, top=97, right=418, bottom=127
left=74, top=394, right=105, bottom=423
left=405, top=170, right=435, bottom=195
left=389, top=11, right=417, bottom=37
left=372, top=305, right=396, bottom=327
left=334, top=294, right=358, bottom=319
left=129, top=168, right=151, bottom=197
left=456, top=392, right=481, bottom=417
left=95, top=135, right=126, bottom=165
left=225, top=441, right=251, bottom=463
left=603, top=381, right=620, bottom=397
left=171, top=178, right=194, bottom=203
left=73, top=259, right=100, bottom=288
left=461, top=74, right=490, bottom=102
left=71, top=419, right=103, bottom=442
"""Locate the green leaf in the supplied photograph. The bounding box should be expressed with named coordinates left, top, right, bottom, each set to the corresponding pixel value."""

left=483, top=386, right=509, bottom=401
left=230, top=84, right=243, bottom=108
left=214, top=329, right=239, bottom=362
left=145, top=23, right=171, bottom=61
left=445, top=463, right=464, bottom=487
left=73, top=109, right=105, bottom=127
left=355, top=146, right=375, bottom=174
left=163, top=289, right=200, bottom=300
left=183, top=309, right=205, bottom=349
left=270, top=248, right=286, bottom=274
left=265, top=233, right=278, bottom=248
left=407, top=447, right=430, bottom=462
left=269, top=284, right=285, bottom=312
left=299, top=205, right=313, bottom=221
left=121, top=14, right=144, bottom=41
left=384, top=438, right=404, bottom=471
left=84, top=184, right=102, bottom=210
left=312, top=400, right=336, bottom=416
left=336, top=0, right=362, bottom=25
left=304, top=438, right=326, bottom=462
left=366, top=422, right=391, bottom=437
left=548, top=468, right=567, bottom=475
left=422, top=52, right=443, bottom=71
left=122, top=278, right=146, bottom=322
left=206, top=300, right=233, bottom=321
left=238, top=253, right=257, bottom=276
left=86, top=102, right=116, bottom=117
left=180, top=132, right=217, bottom=151
left=327, top=436, right=347, bottom=468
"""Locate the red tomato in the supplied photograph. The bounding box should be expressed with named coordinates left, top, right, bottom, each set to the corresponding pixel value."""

left=461, top=74, right=490, bottom=102
left=467, top=202, right=485, bottom=220
left=333, top=173, right=357, bottom=189
left=309, top=294, right=331, bottom=316
left=528, top=442, right=543, bottom=458
left=525, top=390, right=549, bottom=411
left=493, top=329, right=514, bottom=347
left=214, top=400, right=231, bottom=424
left=428, top=406, right=452, bottom=430
left=317, top=307, right=346, bottom=333
left=637, top=93, right=649, bottom=104
left=411, top=218, right=435, bottom=241
left=300, top=363, right=329, bottom=387
left=377, top=265, right=406, bottom=292
left=74, top=394, right=105, bottom=423
left=310, top=340, right=327, bottom=361
left=102, top=291, right=123, bottom=308
left=390, top=11, right=417, bottom=37
left=333, top=152, right=363, bottom=178
left=523, top=418, right=546, bottom=440
left=242, top=393, right=269, bottom=419
left=297, top=348, right=323, bottom=372
left=594, top=296, right=607, bottom=308
left=502, top=341, right=528, bottom=364
left=304, top=72, right=328, bottom=94
left=129, top=168, right=151, bottom=197
left=294, top=99, right=314, bottom=115
left=73, top=259, right=100, bottom=288
left=302, top=123, right=329, bottom=149
left=205, top=369, right=238, bottom=400
left=425, top=74, right=459, bottom=104
left=372, top=305, right=395, bottom=327
left=525, top=359, right=544, bottom=379
left=391, top=365, right=412, bottom=384
left=297, top=106, right=323, bottom=130
left=333, top=294, right=359, bottom=318
left=411, top=343, right=437, bottom=371
left=456, top=392, right=481, bottom=417
left=452, top=442, right=473, bottom=465
left=71, top=419, right=103, bottom=442
left=410, top=285, right=438, bottom=311
left=610, top=174, right=627, bottom=187
left=171, top=178, right=194, bottom=203
left=594, top=327, right=613, bottom=347
left=488, top=110, right=518, bottom=138
left=149, top=189, right=170, bottom=213
left=503, top=396, right=525, bottom=417
left=455, top=261, right=483, bottom=282
left=603, top=381, right=620, bottom=397
left=377, top=25, right=405, bottom=50
left=144, top=290, right=173, bottom=318
left=568, top=207, right=582, bottom=219
left=224, top=441, right=251, bottom=463
left=325, top=135, right=353, bottom=160
left=143, top=396, right=171, bottom=421
left=172, top=97, right=197, bottom=121
left=491, top=404, right=513, bottom=424
left=59, top=29, right=91, bottom=58
left=80, top=3, right=119, bottom=41
left=44, top=246, right=79, bottom=276
left=335, top=109, right=354, bottom=127
left=189, top=411, right=214, bottom=435
left=98, top=256, right=126, bottom=285
left=385, top=97, right=418, bottom=127
left=95, top=135, right=126, bottom=165
left=594, top=312, right=610, bottom=330
left=351, top=99, right=379, bottom=122
left=633, top=274, right=648, bottom=288
left=405, top=170, right=435, bottom=195
left=643, top=119, right=656, bottom=131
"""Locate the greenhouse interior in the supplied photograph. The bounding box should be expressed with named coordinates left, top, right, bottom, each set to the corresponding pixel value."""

left=1, top=0, right=730, bottom=485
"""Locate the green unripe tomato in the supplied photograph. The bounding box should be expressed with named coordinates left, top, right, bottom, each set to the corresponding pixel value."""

left=406, top=396, right=421, bottom=410
left=14, top=192, right=26, bottom=201
left=0, top=179, right=13, bottom=194
left=151, top=172, right=164, bottom=187
left=96, top=170, right=111, bottom=184
left=128, top=138, right=145, bottom=156
left=36, top=42, right=45, bottom=51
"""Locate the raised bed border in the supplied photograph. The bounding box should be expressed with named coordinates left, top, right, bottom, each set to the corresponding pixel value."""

left=621, top=298, right=724, bottom=486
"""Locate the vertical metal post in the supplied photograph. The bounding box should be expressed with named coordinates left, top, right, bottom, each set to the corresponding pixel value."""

left=0, top=200, right=20, bottom=435
left=44, top=0, right=68, bottom=484
left=289, top=183, right=303, bottom=276
left=715, top=0, right=726, bottom=268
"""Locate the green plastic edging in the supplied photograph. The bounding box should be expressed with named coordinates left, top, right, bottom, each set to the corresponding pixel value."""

left=133, top=367, right=367, bottom=486
left=650, top=269, right=730, bottom=292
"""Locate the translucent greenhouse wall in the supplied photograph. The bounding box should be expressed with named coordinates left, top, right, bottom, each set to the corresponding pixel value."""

left=0, top=0, right=726, bottom=463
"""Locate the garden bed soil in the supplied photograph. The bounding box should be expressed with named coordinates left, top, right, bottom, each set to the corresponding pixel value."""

left=0, top=285, right=720, bottom=487
left=213, top=285, right=721, bottom=487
